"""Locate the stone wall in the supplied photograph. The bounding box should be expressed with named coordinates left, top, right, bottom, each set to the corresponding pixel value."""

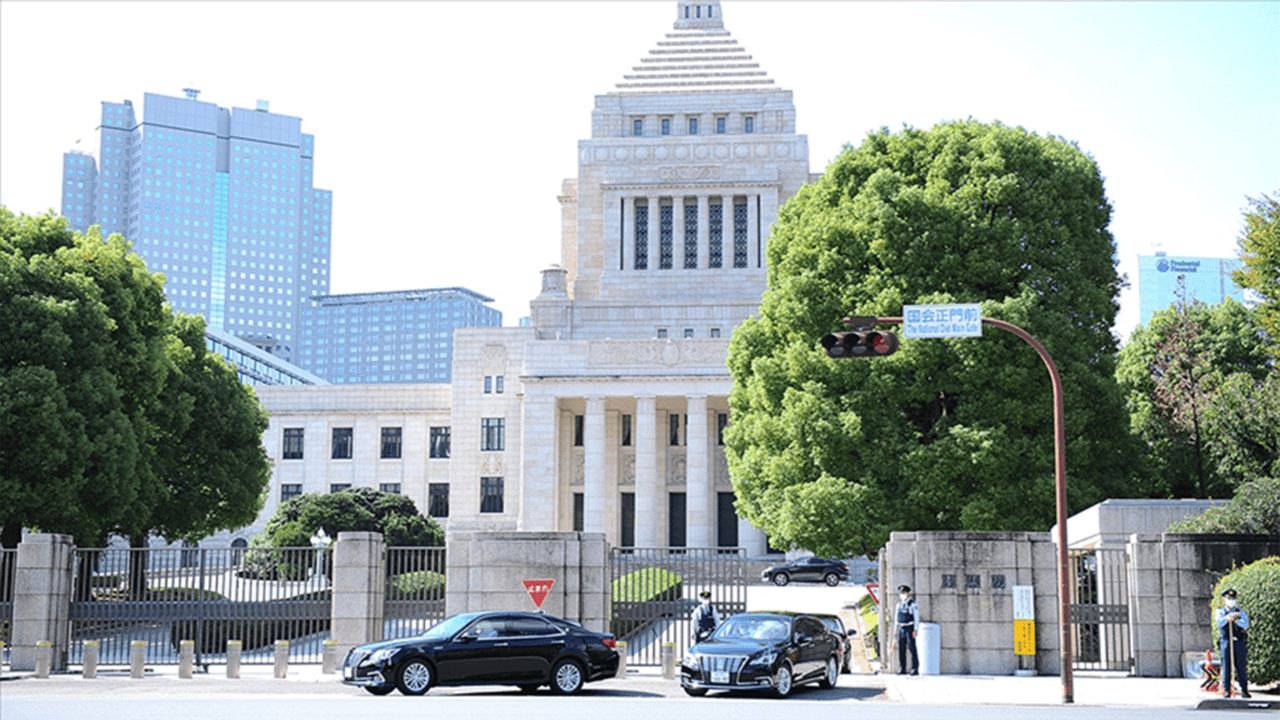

left=881, top=531, right=1061, bottom=675
left=445, top=531, right=611, bottom=632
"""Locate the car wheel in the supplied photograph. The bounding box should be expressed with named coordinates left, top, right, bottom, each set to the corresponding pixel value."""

left=364, top=686, right=395, bottom=696
left=550, top=658, right=585, bottom=695
left=518, top=684, right=540, bottom=693
left=823, top=572, right=841, bottom=587
left=818, top=656, right=839, bottom=689
left=683, top=686, right=708, bottom=697
left=773, top=662, right=793, bottom=698
left=773, top=573, right=790, bottom=587
left=395, top=658, right=433, bottom=696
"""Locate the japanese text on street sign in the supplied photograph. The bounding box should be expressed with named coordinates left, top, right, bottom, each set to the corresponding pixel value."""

left=1013, top=585, right=1036, bottom=655
left=903, top=303, right=982, bottom=338
left=522, top=579, right=555, bottom=609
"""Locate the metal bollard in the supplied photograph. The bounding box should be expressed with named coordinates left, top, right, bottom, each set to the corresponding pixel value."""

left=322, top=639, right=338, bottom=675
left=616, top=641, right=628, bottom=679
left=179, top=639, right=194, bottom=678
left=661, top=643, right=675, bottom=680
left=34, top=641, right=52, bottom=678
left=226, top=640, right=242, bottom=679
left=82, top=640, right=99, bottom=678
left=1, top=641, right=6, bottom=674
left=130, top=640, right=147, bottom=679
left=273, top=640, right=289, bottom=679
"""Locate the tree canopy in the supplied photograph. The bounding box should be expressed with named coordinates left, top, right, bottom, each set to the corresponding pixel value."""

left=255, top=486, right=444, bottom=548
left=0, top=209, right=270, bottom=548
left=725, top=120, right=1146, bottom=556
left=1233, top=192, right=1280, bottom=354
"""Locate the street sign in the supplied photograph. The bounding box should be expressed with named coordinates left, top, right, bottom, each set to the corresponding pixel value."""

left=1013, top=585, right=1036, bottom=656
left=903, top=303, right=982, bottom=338
left=522, top=579, right=555, bottom=609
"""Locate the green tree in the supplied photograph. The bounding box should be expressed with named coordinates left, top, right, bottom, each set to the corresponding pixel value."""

left=1167, top=477, right=1280, bottom=534
left=1, top=210, right=170, bottom=547
left=256, top=486, right=444, bottom=548
left=1116, top=299, right=1272, bottom=497
left=1233, top=192, right=1280, bottom=353
left=1203, top=373, right=1280, bottom=486
left=725, top=120, right=1146, bottom=556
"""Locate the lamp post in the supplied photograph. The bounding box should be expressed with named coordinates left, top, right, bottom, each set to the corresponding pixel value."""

left=309, top=527, right=332, bottom=583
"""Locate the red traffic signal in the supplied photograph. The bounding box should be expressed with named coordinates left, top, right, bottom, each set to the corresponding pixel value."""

left=820, top=331, right=899, bottom=358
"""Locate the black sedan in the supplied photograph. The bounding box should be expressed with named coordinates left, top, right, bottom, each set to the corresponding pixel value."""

left=680, top=612, right=841, bottom=697
left=341, top=611, right=619, bottom=696
left=760, top=557, right=850, bottom=586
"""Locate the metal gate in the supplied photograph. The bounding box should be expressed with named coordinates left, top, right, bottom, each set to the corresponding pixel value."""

left=383, top=547, right=447, bottom=639
left=610, top=547, right=751, bottom=666
left=1, top=549, right=15, bottom=664
left=1068, top=548, right=1132, bottom=672
left=69, top=547, right=331, bottom=666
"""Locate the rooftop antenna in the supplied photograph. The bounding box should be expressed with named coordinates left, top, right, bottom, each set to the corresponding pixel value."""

left=183, top=87, right=200, bottom=100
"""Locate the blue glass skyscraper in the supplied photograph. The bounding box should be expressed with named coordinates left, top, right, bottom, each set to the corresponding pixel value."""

left=60, top=90, right=332, bottom=363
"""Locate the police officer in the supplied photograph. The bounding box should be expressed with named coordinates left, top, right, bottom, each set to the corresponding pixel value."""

left=1217, top=588, right=1251, bottom=699
left=692, top=590, right=720, bottom=643
left=892, top=584, right=921, bottom=675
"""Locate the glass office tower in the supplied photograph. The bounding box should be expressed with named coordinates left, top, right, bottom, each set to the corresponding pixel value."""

left=1137, top=254, right=1244, bottom=325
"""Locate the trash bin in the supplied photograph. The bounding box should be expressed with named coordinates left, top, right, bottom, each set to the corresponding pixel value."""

left=918, top=623, right=941, bottom=675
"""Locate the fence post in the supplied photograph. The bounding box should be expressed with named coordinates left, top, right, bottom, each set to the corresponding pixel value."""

left=226, top=640, right=242, bottom=678
left=34, top=641, right=51, bottom=678
left=273, top=640, right=289, bottom=678
left=82, top=640, right=99, bottom=678
left=179, top=639, right=194, bottom=678
left=322, top=639, right=339, bottom=674
left=130, top=640, right=146, bottom=679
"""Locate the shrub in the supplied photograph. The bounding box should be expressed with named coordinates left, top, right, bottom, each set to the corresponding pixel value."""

left=387, top=570, right=445, bottom=600
left=1169, top=477, right=1280, bottom=534
left=610, top=567, right=683, bottom=639
left=1212, top=556, right=1280, bottom=687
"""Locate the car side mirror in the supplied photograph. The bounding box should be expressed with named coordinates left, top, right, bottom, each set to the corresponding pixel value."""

left=795, top=633, right=812, bottom=646
left=459, top=632, right=478, bottom=643
left=847, top=629, right=858, bottom=637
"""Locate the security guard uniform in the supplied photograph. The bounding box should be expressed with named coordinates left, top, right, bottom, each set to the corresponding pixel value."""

left=893, top=584, right=921, bottom=675
left=1216, top=588, right=1251, bottom=698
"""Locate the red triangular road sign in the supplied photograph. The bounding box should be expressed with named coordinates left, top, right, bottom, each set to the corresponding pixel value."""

left=522, top=579, right=555, bottom=609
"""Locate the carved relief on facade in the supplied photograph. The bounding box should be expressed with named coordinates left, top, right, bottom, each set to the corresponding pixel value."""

left=714, top=449, right=730, bottom=488
left=667, top=448, right=687, bottom=486
left=481, top=344, right=507, bottom=371
left=658, top=165, right=721, bottom=181
left=586, top=339, right=728, bottom=368
left=480, top=454, right=504, bottom=476
left=571, top=450, right=585, bottom=487
left=619, top=451, right=635, bottom=486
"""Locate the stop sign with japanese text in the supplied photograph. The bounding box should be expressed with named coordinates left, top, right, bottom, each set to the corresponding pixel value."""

left=522, top=579, right=555, bottom=609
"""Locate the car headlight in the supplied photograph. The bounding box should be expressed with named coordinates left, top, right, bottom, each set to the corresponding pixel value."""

left=748, top=651, right=776, bottom=667
left=368, top=648, right=396, bottom=665
left=682, top=650, right=698, bottom=667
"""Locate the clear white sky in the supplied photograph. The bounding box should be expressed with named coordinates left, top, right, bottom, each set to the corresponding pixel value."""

left=2, top=1, right=1276, bottom=340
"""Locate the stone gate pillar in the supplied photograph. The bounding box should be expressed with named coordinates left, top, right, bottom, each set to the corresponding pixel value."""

left=331, top=532, right=385, bottom=662
left=11, top=534, right=74, bottom=671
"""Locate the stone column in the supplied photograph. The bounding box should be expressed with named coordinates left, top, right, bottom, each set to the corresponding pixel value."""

left=634, top=395, right=658, bottom=547
left=10, top=534, right=74, bottom=672
left=686, top=395, right=711, bottom=548
left=583, top=395, right=607, bottom=533
left=331, top=532, right=385, bottom=662
left=672, top=196, right=685, bottom=270
left=646, top=196, right=660, bottom=270
left=746, top=193, right=760, bottom=269
left=696, top=194, right=709, bottom=270
left=518, top=390, right=559, bottom=532
left=622, top=197, right=635, bottom=270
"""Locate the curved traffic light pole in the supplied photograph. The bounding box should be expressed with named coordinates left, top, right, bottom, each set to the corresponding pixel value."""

left=875, top=316, right=1073, bottom=703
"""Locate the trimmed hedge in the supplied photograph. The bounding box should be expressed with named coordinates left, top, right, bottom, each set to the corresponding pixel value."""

left=387, top=570, right=445, bottom=600
left=1212, top=556, right=1280, bottom=687
left=610, top=567, right=683, bottom=639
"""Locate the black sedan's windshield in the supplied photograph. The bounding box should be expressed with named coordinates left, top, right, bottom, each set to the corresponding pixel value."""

left=419, top=613, right=480, bottom=640
left=712, top=616, right=790, bottom=641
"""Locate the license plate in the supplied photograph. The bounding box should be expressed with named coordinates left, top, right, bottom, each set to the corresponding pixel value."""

left=711, top=670, right=730, bottom=684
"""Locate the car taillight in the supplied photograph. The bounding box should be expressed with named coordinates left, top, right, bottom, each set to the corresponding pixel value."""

left=602, top=638, right=617, bottom=649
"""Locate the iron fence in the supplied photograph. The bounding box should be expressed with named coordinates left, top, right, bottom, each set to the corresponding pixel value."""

left=69, top=546, right=331, bottom=666
left=383, top=547, right=447, bottom=639
left=1, top=548, right=15, bottom=663
left=1068, top=548, right=1132, bottom=672
left=610, top=547, right=751, bottom=666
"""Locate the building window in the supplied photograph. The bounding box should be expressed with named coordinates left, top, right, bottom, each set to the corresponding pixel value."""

left=330, top=483, right=351, bottom=493
left=380, top=427, right=402, bottom=459
left=621, top=414, right=632, bottom=447
left=484, top=376, right=493, bottom=393
left=684, top=203, right=698, bottom=268
left=430, top=426, right=451, bottom=458
left=717, top=413, right=728, bottom=445
left=331, top=427, right=353, bottom=459
left=634, top=203, right=649, bottom=270
left=633, top=119, right=643, bottom=136
left=481, top=418, right=505, bottom=451
left=669, top=414, right=681, bottom=446
left=659, top=203, right=673, bottom=269
left=495, top=375, right=504, bottom=394
left=480, top=477, right=504, bottom=513
left=733, top=200, right=748, bottom=268
left=688, top=117, right=698, bottom=135
left=429, top=483, right=449, bottom=517
left=661, top=118, right=671, bottom=135
left=716, top=116, right=726, bottom=134
left=282, top=428, right=304, bottom=459
left=380, top=483, right=401, bottom=494
left=683, top=328, right=694, bottom=338
left=710, top=328, right=721, bottom=338
left=573, top=492, right=584, bottom=532
left=708, top=201, right=723, bottom=268
left=744, top=115, right=754, bottom=134
left=281, top=484, right=302, bottom=502
left=574, top=415, right=584, bottom=446
left=656, top=328, right=668, bottom=339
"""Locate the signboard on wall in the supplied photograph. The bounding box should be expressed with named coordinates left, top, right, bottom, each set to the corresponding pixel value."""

left=1013, top=585, right=1036, bottom=656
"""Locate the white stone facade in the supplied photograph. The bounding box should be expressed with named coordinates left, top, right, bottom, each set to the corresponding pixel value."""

left=248, top=2, right=813, bottom=556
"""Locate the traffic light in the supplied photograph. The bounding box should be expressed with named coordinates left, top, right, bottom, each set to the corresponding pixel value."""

left=820, top=330, right=899, bottom=358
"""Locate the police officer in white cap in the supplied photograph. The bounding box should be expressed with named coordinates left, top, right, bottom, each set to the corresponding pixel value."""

left=1217, top=588, right=1251, bottom=698
left=892, top=584, right=921, bottom=675
left=692, top=590, right=720, bottom=643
